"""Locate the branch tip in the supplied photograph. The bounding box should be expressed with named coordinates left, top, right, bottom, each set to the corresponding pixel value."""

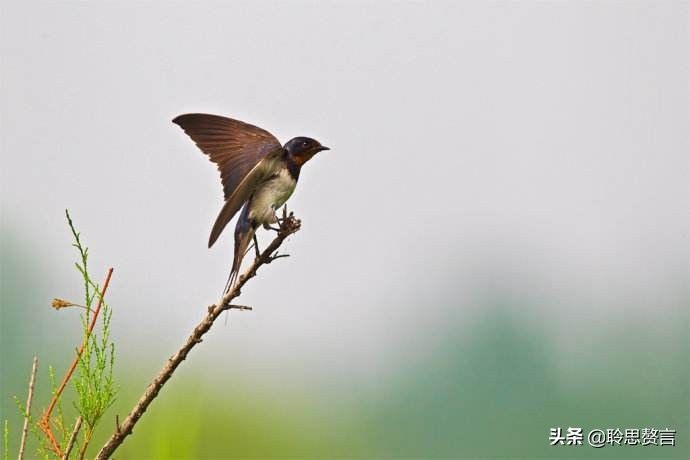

left=94, top=212, right=301, bottom=460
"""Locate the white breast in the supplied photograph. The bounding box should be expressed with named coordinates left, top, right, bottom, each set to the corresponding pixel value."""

left=248, top=168, right=297, bottom=224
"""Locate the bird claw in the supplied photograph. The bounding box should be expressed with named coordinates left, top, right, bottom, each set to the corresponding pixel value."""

left=263, top=207, right=300, bottom=236
left=269, top=207, right=293, bottom=233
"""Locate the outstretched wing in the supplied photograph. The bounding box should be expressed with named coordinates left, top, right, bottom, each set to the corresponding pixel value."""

left=206, top=150, right=284, bottom=247
left=172, top=113, right=282, bottom=199
left=172, top=113, right=284, bottom=247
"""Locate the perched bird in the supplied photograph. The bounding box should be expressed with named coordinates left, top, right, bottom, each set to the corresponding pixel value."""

left=172, top=113, right=329, bottom=292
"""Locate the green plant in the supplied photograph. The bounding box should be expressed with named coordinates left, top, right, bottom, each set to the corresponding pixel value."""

left=66, top=210, right=117, bottom=457
left=7, top=207, right=300, bottom=459
left=8, top=210, right=117, bottom=459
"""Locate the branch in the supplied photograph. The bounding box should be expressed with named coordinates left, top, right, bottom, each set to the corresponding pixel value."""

left=39, top=268, right=114, bottom=456
left=94, top=214, right=301, bottom=460
left=18, top=356, right=38, bottom=460
left=61, top=417, right=82, bottom=460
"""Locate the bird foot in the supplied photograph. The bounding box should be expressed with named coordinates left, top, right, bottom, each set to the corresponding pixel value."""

left=263, top=207, right=300, bottom=234
left=265, top=210, right=288, bottom=232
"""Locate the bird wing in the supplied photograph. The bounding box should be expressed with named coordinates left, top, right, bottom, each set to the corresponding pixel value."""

left=172, top=113, right=284, bottom=247
left=207, top=151, right=284, bottom=247
left=172, top=113, right=282, bottom=199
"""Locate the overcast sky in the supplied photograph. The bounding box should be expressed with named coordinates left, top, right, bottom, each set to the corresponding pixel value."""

left=1, top=1, right=688, bottom=386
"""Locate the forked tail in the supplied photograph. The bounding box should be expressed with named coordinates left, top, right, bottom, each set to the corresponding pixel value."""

left=223, top=203, right=256, bottom=294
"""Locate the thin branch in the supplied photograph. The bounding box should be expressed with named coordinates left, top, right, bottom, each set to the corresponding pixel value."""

left=77, top=427, right=92, bottom=460
left=61, top=417, right=82, bottom=460
left=208, top=304, right=253, bottom=313
left=39, top=268, right=114, bottom=456
left=18, top=356, right=38, bottom=460
left=94, top=214, right=301, bottom=460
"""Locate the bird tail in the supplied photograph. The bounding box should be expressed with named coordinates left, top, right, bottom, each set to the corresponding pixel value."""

left=223, top=204, right=255, bottom=294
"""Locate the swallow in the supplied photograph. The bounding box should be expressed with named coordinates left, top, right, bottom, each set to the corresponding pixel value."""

left=172, top=113, right=329, bottom=292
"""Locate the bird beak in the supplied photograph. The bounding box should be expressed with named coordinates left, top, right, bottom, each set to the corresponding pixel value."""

left=317, top=146, right=330, bottom=152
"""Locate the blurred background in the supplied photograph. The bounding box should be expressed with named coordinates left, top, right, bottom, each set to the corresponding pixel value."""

left=1, top=1, right=688, bottom=458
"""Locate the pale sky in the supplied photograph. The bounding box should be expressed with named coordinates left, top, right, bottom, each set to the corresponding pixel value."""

left=1, top=1, right=688, bottom=388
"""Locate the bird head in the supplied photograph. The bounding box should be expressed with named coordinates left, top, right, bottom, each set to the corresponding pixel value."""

left=285, top=137, right=329, bottom=166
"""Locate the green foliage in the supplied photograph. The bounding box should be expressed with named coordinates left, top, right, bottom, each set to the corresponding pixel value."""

left=47, top=365, right=69, bottom=450
left=74, top=311, right=116, bottom=429
left=65, top=209, right=117, bottom=451
left=3, top=210, right=118, bottom=459
left=13, top=396, right=50, bottom=460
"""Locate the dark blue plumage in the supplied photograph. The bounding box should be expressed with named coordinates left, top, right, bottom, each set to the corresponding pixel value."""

left=173, top=113, right=328, bottom=292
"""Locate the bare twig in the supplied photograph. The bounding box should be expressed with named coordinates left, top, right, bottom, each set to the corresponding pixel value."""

left=208, top=304, right=253, bottom=313
left=77, top=426, right=92, bottom=460
left=18, top=356, right=38, bottom=460
left=61, top=417, right=82, bottom=460
left=39, top=268, right=114, bottom=456
left=94, top=214, right=301, bottom=460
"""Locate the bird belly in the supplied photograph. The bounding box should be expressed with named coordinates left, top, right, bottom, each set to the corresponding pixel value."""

left=248, top=168, right=296, bottom=224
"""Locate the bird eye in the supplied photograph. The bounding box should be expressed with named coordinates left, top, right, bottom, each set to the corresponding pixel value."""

left=302, top=141, right=308, bottom=147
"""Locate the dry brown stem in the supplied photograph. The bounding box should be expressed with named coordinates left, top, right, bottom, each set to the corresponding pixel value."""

left=94, top=214, right=301, bottom=460
left=61, top=417, right=82, bottom=460
left=18, top=356, right=38, bottom=460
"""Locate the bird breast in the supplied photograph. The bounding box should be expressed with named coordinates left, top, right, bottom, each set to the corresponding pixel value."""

left=248, top=167, right=297, bottom=224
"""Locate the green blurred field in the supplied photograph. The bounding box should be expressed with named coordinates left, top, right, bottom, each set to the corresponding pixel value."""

left=2, top=227, right=687, bottom=458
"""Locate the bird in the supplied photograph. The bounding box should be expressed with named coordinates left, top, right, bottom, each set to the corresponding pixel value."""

left=172, top=113, right=329, bottom=292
